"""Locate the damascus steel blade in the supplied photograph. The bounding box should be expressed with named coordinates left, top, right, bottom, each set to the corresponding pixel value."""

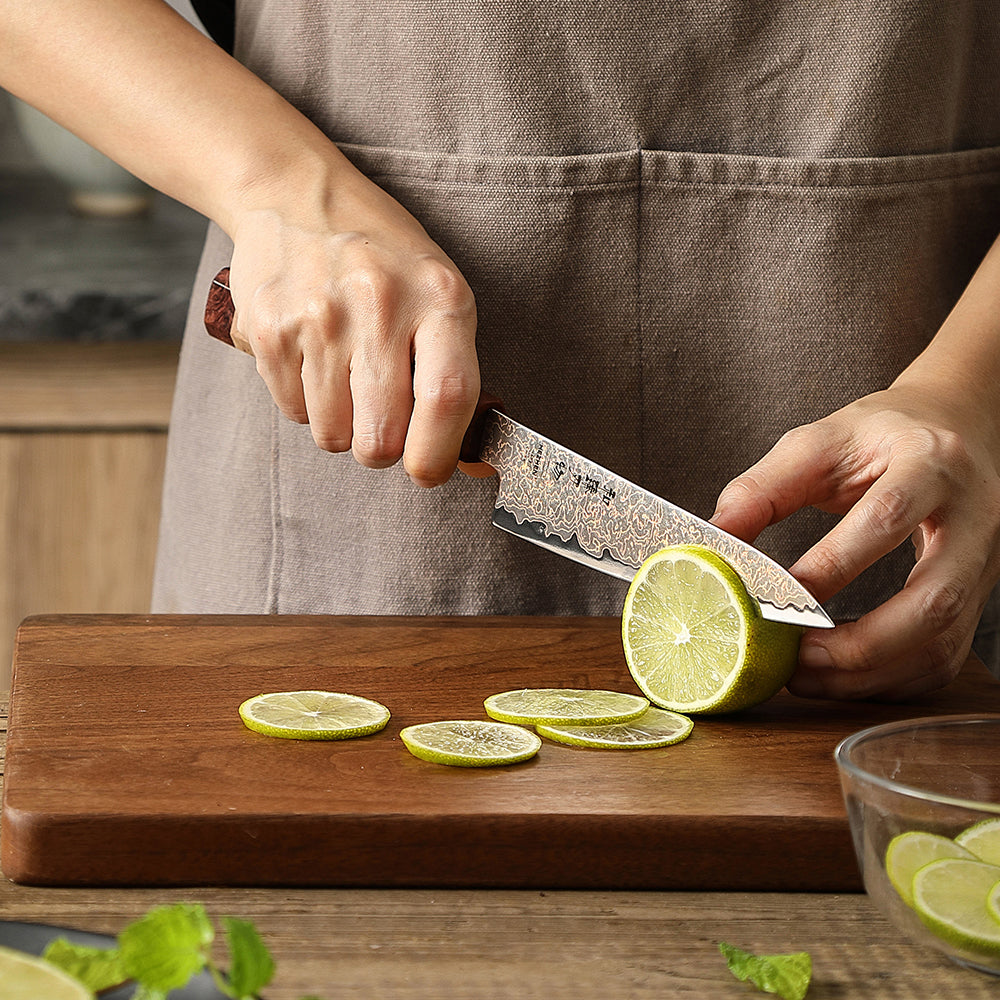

left=478, top=411, right=833, bottom=629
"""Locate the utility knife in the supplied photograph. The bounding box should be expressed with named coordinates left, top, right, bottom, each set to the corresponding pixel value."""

left=204, top=268, right=833, bottom=630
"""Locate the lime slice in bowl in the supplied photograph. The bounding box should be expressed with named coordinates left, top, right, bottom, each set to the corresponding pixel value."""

left=621, top=544, right=801, bottom=715
left=0, top=945, right=94, bottom=1000
left=911, top=858, right=1000, bottom=956
left=400, top=720, right=541, bottom=767
left=956, top=817, right=1000, bottom=866
left=239, top=690, right=390, bottom=740
left=536, top=706, right=693, bottom=749
left=484, top=688, right=649, bottom=726
left=885, top=831, right=977, bottom=907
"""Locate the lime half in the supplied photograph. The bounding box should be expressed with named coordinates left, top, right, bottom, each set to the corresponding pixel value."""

left=484, top=688, right=649, bottom=726
left=912, top=858, right=1000, bottom=956
left=239, top=690, right=390, bottom=740
left=400, top=720, right=541, bottom=767
left=621, top=544, right=801, bottom=714
left=885, top=831, right=977, bottom=907
left=536, top=706, right=694, bottom=749
left=0, top=945, right=94, bottom=1000
left=956, top=817, right=1000, bottom=866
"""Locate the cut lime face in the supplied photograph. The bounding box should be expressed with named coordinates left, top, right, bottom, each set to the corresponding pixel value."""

left=885, top=831, right=977, bottom=908
left=956, top=817, right=1000, bottom=866
left=911, top=858, right=1000, bottom=956
left=400, top=720, right=541, bottom=767
left=536, top=706, right=694, bottom=749
left=484, top=688, right=649, bottom=726
left=621, top=544, right=801, bottom=715
left=238, top=690, right=390, bottom=740
left=0, top=945, right=94, bottom=1000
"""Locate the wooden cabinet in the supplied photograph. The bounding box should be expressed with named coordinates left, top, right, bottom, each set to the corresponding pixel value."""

left=0, top=342, right=178, bottom=691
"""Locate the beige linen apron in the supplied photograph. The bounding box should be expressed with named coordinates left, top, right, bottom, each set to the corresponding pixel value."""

left=155, top=2, right=1000, bottom=665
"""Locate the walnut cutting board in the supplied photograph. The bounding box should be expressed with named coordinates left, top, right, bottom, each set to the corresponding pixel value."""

left=4, top=614, right=1000, bottom=890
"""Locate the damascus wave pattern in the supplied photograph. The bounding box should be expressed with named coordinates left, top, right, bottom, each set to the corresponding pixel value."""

left=480, top=412, right=818, bottom=615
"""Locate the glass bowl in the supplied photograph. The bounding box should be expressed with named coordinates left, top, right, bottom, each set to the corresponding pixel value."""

left=835, top=715, right=1000, bottom=975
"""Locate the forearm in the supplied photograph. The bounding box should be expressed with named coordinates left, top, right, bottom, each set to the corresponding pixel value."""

left=1, top=0, right=356, bottom=234
left=892, top=232, right=1000, bottom=450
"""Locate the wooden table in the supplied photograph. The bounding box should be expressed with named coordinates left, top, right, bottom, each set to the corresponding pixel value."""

left=4, top=705, right=1000, bottom=997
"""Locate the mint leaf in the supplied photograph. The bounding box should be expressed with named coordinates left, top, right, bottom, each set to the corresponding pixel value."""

left=117, top=903, right=214, bottom=993
left=719, top=942, right=812, bottom=1000
left=42, top=937, right=128, bottom=993
left=223, top=916, right=276, bottom=998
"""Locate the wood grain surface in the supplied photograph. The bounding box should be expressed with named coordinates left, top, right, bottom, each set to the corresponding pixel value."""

left=3, top=614, right=1000, bottom=891
left=3, top=696, right=1000, bottom=998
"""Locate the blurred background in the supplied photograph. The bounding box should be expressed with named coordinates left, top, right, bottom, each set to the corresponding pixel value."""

left=1, top=1, right=209, bottom=691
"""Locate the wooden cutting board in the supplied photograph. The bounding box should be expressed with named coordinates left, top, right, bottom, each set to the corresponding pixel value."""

left=4, top=614, right=1000, bottom=890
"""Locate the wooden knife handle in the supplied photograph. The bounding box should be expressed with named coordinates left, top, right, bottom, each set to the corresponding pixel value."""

left=203, top=267, right=502, bottom=462
left=204, top=267, right=236, bottom=346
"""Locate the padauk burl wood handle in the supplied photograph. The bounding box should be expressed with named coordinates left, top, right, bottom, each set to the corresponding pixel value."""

left=203, top=267, right=501, bottom=463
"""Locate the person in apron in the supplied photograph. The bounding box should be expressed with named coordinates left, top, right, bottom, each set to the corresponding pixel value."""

left=4, top=1, right=1000, bottom=701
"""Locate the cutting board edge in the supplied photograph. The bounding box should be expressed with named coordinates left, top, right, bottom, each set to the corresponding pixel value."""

left=0, top=804, right=860, bottom=891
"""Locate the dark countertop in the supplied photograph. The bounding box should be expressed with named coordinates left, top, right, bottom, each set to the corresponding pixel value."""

left=0, top=169, right=208, bottom=342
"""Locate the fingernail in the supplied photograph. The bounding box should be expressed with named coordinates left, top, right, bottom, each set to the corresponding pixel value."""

left=799, top=643, right=833, bottom=670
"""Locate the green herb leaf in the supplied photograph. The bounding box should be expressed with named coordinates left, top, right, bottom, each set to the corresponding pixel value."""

left=117, top=903, right=215, bottom=993
left=223, top=916, right=276, bottom=998
left=41, top=938, right=128, bottom=992
left=719, top=941, right=812, bottom=1000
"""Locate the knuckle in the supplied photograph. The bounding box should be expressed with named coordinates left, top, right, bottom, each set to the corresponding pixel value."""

left=836, top=635, right=881, bottom=675
left=900, top=425, right=974, bottom=480
left=310, top=425, right=352, bottom=453
left=352, top=424, right=405, bottom=467
left=416, top=370, right=480, bottom=419
left=919, top=579, right=967, bottom=633
left=798, top=541, right=846, bottom=590
left=862, top=484, right=915, bottom=537
left=776, top=419, right=834, bottom=455
left=921, top=628, right=965, bottom=677
left=417, top=258, right=476, bottom=315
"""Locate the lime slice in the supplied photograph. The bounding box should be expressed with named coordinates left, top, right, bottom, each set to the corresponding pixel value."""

left=483, top=688, right=649, bottom=726
left=400, top=720, right=541, bottom=767
left=956, top=817, right=1000, bottom=866
left=912, top=858, right=1000, bottom=955
left=238, top=690, right=390, bottom=740
left=885, top=831, right=977, bottom=907
left=621, top=544, right=801, bottom=715
left=536, top=706, right=693, bottom=749
left=0, top=945, right=94, bottom=1000
left=988, top=880, right=1000, bottom=926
